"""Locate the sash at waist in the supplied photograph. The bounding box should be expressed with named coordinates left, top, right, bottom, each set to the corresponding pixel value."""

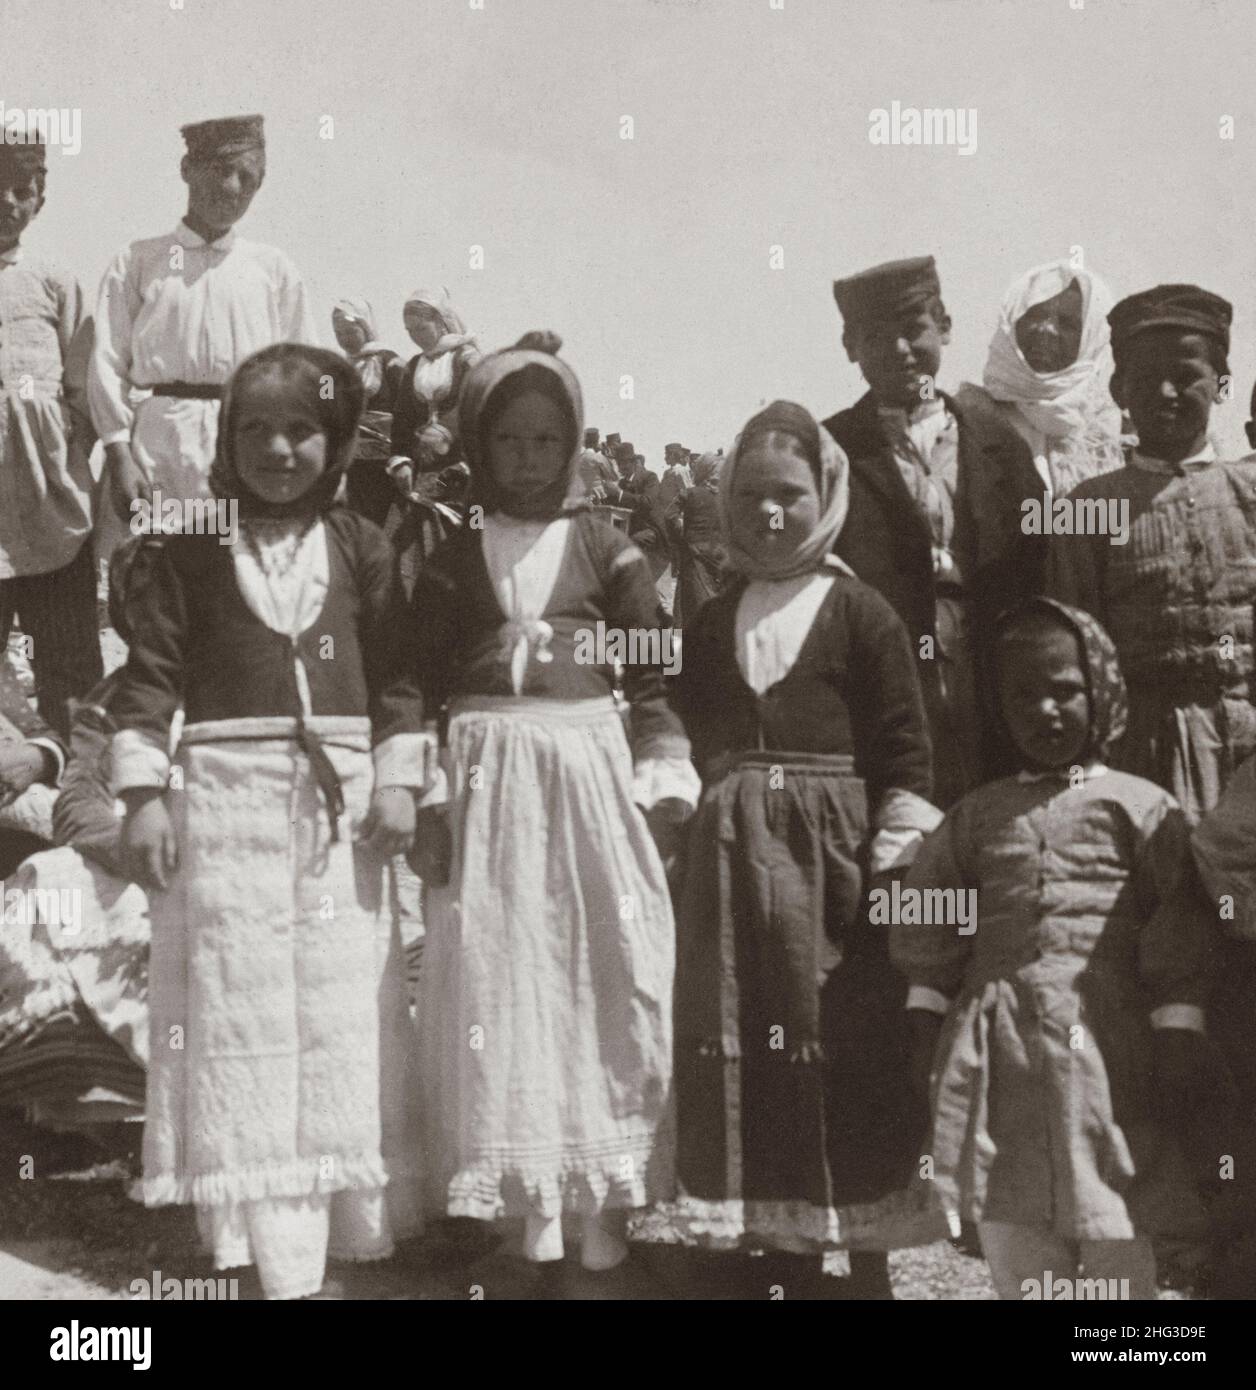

left=179, top=715, right=371, bottom=752
left=145, top=381, right=224, bottom=400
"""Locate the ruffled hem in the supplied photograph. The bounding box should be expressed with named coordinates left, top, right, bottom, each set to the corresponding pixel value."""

left=437, top=1133, right=671, bottom=1221
left=630, top=1184, right=952, bottom=1253
left=131, top=1153, right=395, bottom=1208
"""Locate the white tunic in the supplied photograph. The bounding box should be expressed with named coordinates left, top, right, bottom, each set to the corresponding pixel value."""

left=89, top=222, right=319, bottom=501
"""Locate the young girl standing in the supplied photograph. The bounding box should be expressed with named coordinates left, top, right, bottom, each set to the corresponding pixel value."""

left=640, top=402, right=943, bottom=1298
left=110, top=344, right=427, bottom=1300
left=408, top=331, right=697, bottom=1285
left=894, top=598, right=1210, bottom=1299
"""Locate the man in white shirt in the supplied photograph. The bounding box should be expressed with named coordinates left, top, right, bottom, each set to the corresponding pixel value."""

left=89, top=115, right=318, bottom=518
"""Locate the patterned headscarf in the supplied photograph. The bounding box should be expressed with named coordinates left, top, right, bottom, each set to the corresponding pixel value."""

left=459, top=331, right=585, bottom=522
left=404, top=287, right=477, bottom=359
left=210, top=343, right=364, bottom=519
left=993, top=596, right=1128, bottom=764
left=982, top=261, right=1121, bottom=443
left=719, top=400, right=853, bottom=582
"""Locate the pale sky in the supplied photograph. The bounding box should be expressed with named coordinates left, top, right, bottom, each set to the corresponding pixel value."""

left=11, top=0, right=1256, bottom=463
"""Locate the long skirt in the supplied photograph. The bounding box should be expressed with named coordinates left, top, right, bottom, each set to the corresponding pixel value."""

left=136, top=716, right=421, bottom=1295
left=634, top=751, right=944, bottom=1252
left=417, top=695, right=675, bottom=1222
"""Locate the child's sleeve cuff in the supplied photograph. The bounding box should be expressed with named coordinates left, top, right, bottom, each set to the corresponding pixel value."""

left=870, top=788, right=944, bottom=875
left=1150, top=1004, right=1205, bottom=1033
left=30, top=737, right=66, bottom=786
left=373, top=729, right=437, bottom=792
left=906, top=985, right=952, bottom=1015
left=109, top=729, right=170, bottom=794
left=632, top=755, right=700, bottom=819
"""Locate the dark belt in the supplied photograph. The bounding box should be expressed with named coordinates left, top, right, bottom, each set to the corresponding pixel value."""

left=147, top=381, right=224, bottom=400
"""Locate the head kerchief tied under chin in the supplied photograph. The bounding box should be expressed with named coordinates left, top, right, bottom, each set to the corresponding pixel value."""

left=833, top=255, right=942, bottom=330
left=459, top=329, right=584, bottom=522
left=993, top=596, right=1128, bottom=764
left=332, top=298, right=385, bottom=353
left=180, top=113, right=265, bottom=162
left=719, top=399, right=853, bottom=582
left=404, top=287, right=477, bottom=358
left=211, top=342, right=364, bottom=521
left=982, top=260, right=1119, bottom=441
left=1107, top=284, right=1232, bottom=370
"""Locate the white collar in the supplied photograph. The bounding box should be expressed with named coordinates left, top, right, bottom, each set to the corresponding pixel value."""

left=1130, top=442, right=1215, bottom=475
left=1017, top=761, right=1109, bottom=784
left=0, top=243, right=22, bottom=266
left=175, top=219, right=238, bottom=252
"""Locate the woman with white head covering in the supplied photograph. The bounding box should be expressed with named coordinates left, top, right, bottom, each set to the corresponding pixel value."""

left=634, top=402, right=946, bottom=1296
left=972, top=260, right=1124, bottom=497
left=387, top=287, right=483, bottom=568
left=332, top=298, right=403, bottom=525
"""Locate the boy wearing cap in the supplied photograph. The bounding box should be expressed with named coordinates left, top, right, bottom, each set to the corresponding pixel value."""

left=0, top=127, right=102, bottom=735
left=824, top=256, right=1043, bottom=808
left=89, top=115, right=319, bottom=515
left=1048, top=284, right=1256, bottom=823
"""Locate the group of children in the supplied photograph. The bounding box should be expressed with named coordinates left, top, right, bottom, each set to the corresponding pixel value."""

left=6, top=109, right=1256, bottom=1301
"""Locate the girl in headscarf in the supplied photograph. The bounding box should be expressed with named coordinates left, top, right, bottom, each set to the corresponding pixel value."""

left=635, top=402, right=942, bottom=1297
left=665, top=450, right=727, bottom=625
left=387, top=287, right=482, bottom=567
left=894, top=597, right=1210, bottom=1301
left=970, top=260, right=1124, bottom=498
left=332, top=299, right=403, bottom=526
left=107, top=343, right=430, bottom=1299
left=406, top=331, right=698, bottom=1291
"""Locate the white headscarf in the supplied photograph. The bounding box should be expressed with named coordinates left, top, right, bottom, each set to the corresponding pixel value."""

left=982, top=261, right=1120, bottom=442
left=719, top=401, right=854, bottom=583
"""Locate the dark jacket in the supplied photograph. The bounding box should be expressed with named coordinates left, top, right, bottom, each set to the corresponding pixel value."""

left=607, top=465, right=666, bottom=552
left=389, top=347, right=476, bottom=469
left=108, top=510, right=422, bottom=748
left=823, top=386, right=1045, bottom=649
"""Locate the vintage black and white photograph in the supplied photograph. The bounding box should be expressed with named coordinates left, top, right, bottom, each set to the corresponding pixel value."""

left=0, top=0, right=1252, bottom=1348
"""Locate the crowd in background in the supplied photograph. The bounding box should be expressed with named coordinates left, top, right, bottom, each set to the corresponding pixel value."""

left=4, top=111, right=1256, bottom=1304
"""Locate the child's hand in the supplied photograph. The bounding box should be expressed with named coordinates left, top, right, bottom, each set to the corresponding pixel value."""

left=120, top=790, right=177, bottom=891
left=644, top=803, right=684, bottom=873
left=1152, top=1028, right=1208, bottom=1124
left=0, top=743, right=48, bottom=799
left=359, top=787, right=416, bottom=858
left=106, top=442, right=151, bottom=521
left=908, top=1009, right=944, bottom=1101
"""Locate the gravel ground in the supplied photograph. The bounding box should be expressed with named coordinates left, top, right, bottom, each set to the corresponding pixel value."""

left=0, top=1111, right=1000, bottom=1301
